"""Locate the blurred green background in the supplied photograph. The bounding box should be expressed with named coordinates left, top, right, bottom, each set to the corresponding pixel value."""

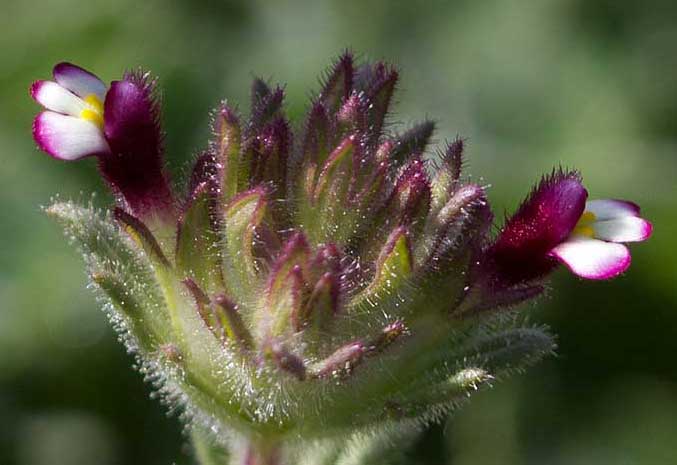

left=1, top=0, right=676, bottom=463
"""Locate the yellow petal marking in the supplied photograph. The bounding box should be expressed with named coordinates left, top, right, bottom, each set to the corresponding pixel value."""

left=572, top=211, right=596, bottom=238
left=79, top=94, right=104, bottom=128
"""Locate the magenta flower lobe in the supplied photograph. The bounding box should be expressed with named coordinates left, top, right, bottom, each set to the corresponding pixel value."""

left=487, top=170, right=588, bottom=285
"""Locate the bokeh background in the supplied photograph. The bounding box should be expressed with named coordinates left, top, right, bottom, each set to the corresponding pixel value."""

left=1, top=0, right=676, bottom=463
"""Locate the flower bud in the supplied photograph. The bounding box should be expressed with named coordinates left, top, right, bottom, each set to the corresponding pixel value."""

left=358, top=62, right=398, bottom=146
left=318, top=51, right=353, bottom=113
left=249, top=81, right=285, bottom=131
left=389, top=120, right=436, bottom=171
left=310, top=341, right=365, bottom=379
left=267, top=340, right=307, bottom=381
left=384, top=157, right=431, bottom=230
left=430, top=137, right=464, bottom=211
left=211, top=104, right=242, bottom=201
left=336, top=93, right=368, bottom=133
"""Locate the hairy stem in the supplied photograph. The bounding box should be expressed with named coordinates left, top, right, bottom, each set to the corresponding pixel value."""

left=235, top=441, right=281, bottom=465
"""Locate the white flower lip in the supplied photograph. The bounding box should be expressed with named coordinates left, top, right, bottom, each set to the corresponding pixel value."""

left=30, top=63, right=110, bottom=160
left=33, top=111, right=111, bottom=161
left=549, top=198, right=652, bottom=280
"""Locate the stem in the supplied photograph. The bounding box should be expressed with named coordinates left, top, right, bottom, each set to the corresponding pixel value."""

left=192, top=430, right=229, bottom=465
left=236, top=441, right=281, bottom=465
left=191, top=432, right=283, bottom=465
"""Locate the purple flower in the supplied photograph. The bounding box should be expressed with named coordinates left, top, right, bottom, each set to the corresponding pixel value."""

left=31, top=63, right=173, bottom=220
left=487, top=170, right=652, bottom=284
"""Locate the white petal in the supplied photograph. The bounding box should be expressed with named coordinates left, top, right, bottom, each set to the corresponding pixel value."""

left=33, top=111, right=110, bottom=161
left=585, top=199, right=640, bottom=220
left=31, top=80, right=86, bottom=117
left=593, top=217, right=653, bottom=243
left=549, top=236, right=630, bottom=280
left=53, top=62, right=106, bottom=100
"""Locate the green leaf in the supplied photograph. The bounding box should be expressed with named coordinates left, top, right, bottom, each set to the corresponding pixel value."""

left=395, top=367, right=492, bottom=420
left=313, top=136, right=354, bottom=204
left=333, top=426, right=420, bottom=465
left=46, top=201, right=170, bottom=349
left=213, top=294, right=253, bottom=350
left=221, top=188, right=268, bottom=303
left=90, top=271, right=159, bottom=351
left=297, top=272, right=338, bottom=334
left=365, top=227, right=413, bottom=298
left=113, top=208, right=171, bottom=269
left=191, top=428, right=229, bottom=465
left=47, top=201, right=139, bottom=269
left=264, top=234, right=310, bottom=337
left=176, top=184, right=222, bottom=293
left=462, top=325, right=556, bottom=374
left=308, top=136, right=356, bottom=244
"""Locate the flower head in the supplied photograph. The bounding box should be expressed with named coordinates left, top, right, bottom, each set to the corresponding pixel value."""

left=36, top=54, right=652, bottom=462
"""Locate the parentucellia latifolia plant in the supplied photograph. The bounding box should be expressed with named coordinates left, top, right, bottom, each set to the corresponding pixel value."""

left=30, top=54, right=652, bottom=465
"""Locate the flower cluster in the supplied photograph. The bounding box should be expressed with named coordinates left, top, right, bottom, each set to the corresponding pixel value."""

left=31, top=55, right=651, bottom=464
